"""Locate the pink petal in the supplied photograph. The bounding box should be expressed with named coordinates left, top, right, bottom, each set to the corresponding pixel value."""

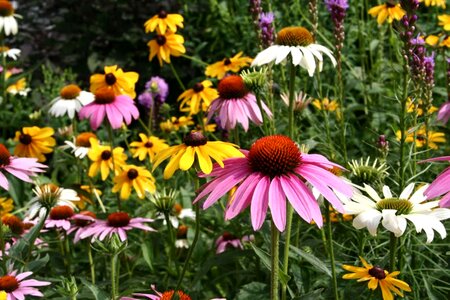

left=425, top=167, right=450, bottom=198
left=250, top=175, right=270, bottom=230
left=300, top=164, right=353, bottom=197
left=0, top=172, right=9, bottom=190
left=268, top=176, right=286, bottom=232
left=226, top=173, right=261, bottom=220
left=439, top=192, right=450, bottom=208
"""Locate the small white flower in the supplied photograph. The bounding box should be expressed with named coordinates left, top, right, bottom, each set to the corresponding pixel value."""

left=0, top=1, right=20, bottom=36
left=49, top=84, right=94, bottom=119
left=1, top=47, right=20, bottom=60
left=344, top=183, right=450, bottom=243
left=60, top=132, right=97, bottom=159
left=251, top=26, right=336, bottom=77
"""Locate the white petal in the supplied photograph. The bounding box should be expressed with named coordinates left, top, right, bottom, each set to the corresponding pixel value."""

left=290, top=46, right=303, bottom=66
left=299, top=47, right=316, bottom=77
left=363, top=184, right=381, bottom=201
left=251, top=46, right=280, bottom=66
left=381, top=210, right=406, bottom=237
left=352, top=209, right=382, bottom=236
left=399, top=183, right=415, bottom=199
left=274, top=46, right=291, bottom=64
left=382, top=186, right=393, bottom=198
left=312, top=44, right=337, bottom=67
left=408, top=184, right=428, bottom=204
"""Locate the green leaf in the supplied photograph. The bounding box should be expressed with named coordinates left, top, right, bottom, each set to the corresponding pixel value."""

left=250, top=243, right=291, bottom=285
left=80, top=278, right=109, bottom=300
left=141, top=242, right=154, bottom=272
left=236, top=282, right=268, bottom=300
left=27, top=254, right=49, bottom=272
left=289, top=245, right=331, bottom=277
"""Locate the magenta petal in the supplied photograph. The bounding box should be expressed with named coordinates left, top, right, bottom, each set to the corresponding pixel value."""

left=91, top=105, right=106, bottom=130
left=420, top=156, right=450, bottom=163
left=279, top=175, right=309, bottom=222
left=268, top=176, right=286, bottom=232
left=0, top=172, right=9, bottom=190
left=300, top=153, right=344, bottom=169
left=424, top=167, right=450, bottom=198
left=439, top=192, right=450, bottom=208
left=300, top=164, right=353, bottom=197
left=226, top=173, right=261, bottom=220
left=250, top=175, right=270, bottom=231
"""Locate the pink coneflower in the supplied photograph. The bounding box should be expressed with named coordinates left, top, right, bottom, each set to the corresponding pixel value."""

left=422, top=156, right=450, bottom=208
left=207, top=75, right=272, bottom=132
left=80, top=212, right=155, bottom=242
left=78, top=87, right=139, bottom=130
left=215, top=232, right=253, bottom=254
left=0, top=144, right=47, bottom=190
left=0, top=270, right=50, bottom=299
left=44, top=205, right=76, bottom=231
left=68, top=211, right=97, bottom=243
left=121, top=284, right=191, bottom=300
left=195, top=135, right=353, bottom=231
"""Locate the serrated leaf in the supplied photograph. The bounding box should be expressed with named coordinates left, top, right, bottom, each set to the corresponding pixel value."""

left=289, top=245, right=331, bottom=277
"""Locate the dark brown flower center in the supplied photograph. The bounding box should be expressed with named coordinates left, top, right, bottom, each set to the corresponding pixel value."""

left=158, top=10, right=167, bottom=18
left=50, top=205, right=75, bottom=220
left=107, top=212, right=130, bottom=227
left=105, top=73, right=116, bottom=85
left=177, top=225, right=188, bottom=238
left=127, top=168, right=139, bottom=180
left=60, top=84, right=82, bottom=99
left=218, top=75, right=248, bottom=99
left=0, top=143, right=11, bottom=166
left=19, top=133, right=32, bottom=145
left=2, top=215, right=24, bottom=235
left=183, top=131, right=207, bottom=146
left=94, top=88, right=115, bottom=104
left=0, top=1, right=14, bottom=17
left=248, top=135, right=301, bottom=178
left=224, top=58, right=232, bottom=65
left=156, top=35, right=166, bottom=46
left=75, top=132, right=96, bottom=147
left=75, top=211, right=96, bottom=227
left=160, top=290, right=191, bottom=300
left=192, top=83, right=204, bottom=93
left=144, top=141, right=153, bottom=148
left=369, top=266, right=387, bottom=279
left=222, top=231, right=237, bottom=241
left=101, top=150, right=112, bottom=160
left=0, top=275, right=19, bottom=293
left=276, top=26, right=314, bottom=47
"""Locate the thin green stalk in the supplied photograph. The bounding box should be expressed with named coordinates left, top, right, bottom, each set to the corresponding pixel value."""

left=175, top=177, right=201, bottom=291
left=181, top=54, right=208, bottom=66
left=87, top=242, right=95, bottom=284
left=398, top=66, right=409, bottom=192
left=164, top=211, right=175, bottom=286
left=111, top=254, right=118, bottom=300
left=325, top=203, right=339, bottom=300
left=287, top=61, right=296, bottom=139
left=271, top=220, right=280, bottom=300
left=106, top=123, right=121, bottom=210
left=0, top=223, right=6, bottom=273
left=137, top=117, right=151, bottom=135
left=170, top=63, right=186, bottom=90
left=389, top=233, right=397, bottom=271
left=1, top=34, right=7, bottom=106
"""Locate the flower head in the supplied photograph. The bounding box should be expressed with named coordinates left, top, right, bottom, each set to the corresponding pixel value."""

left=28, top=183, right=79, bottom=219
left=160, top=116, right=194, bottom=133
left=68, top=210, right=97, bottom=243
left=348, top=157, right=389, bottom=188
left=195, top=135, right=353, bottom=231
left=0, top=143, right=47, bottom=190
left=344, top=183, right=450, bottom=242
left=251, top=26, right=337, bottom=77
left=144, top=11, right=184, bottom=34
left=87, top=138, right=127, bottom=181
left=396, top=126, right=446, bottom=149
left=90, top=65, right=139, bottom=99
left=207, top=75, right=272, bottom=131
left=406, top=98, right=438, bottom=116
left=178, top=80, right=219, bottom=115
left=13, top=126, right=56, bottom=162
left=368, top=2, right=406, bottom=25
left=312, top=97, right=339, bottom=111
left=0, top=46, right=20, bottom=60
left=148, top=30, right=185, bottom=66
left=438, top=14, right=450, bottom=31
left=49, top=84, right=94, bottom=119
left=79, top=87, right=139, bottom=130
left=280, top=90, right=312, bottom=112
left=153, top=131, right=244, bottom=179
left=421, top=156, right=450, bottom=208
left=215, top=232, right=244, bottom=254
left=259, top=12, right=275, bottom=47
left=45, top=205, right=77, bottom=231
left=130, top=134, right=168, bottom=161
left=138, top=76, right=169, bottom=109
left=112, top=165, right=156, bottom=200
left=205, top=52, right=253, bottom=79
left=0, top=269, right=51, bottom=299
left=122, top=284, right=191, bottom=300
left=0, top=0, right=19, bottom=36
left=419, top=0, right=446, bottom=8
left=342, top=257, right=411, bottom=300
left=63, top=132, right=98, bottom=159
left=0, top=197, right=13, bottom=216
left=80, top=212, right=155, bottom=242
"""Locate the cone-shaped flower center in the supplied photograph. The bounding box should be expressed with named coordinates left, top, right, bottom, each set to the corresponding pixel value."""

left=0, top=1, right=14, bottom=17
left=0, top=143, right=11, bottom=166
left=248, top=135, right=301, bottom=178
left=173, top=203, right=183, bottom=215
left=144, top=141, right=154, bottom=148
left=222, top=231, right=237, bottom=241
left=94, top=88, right=115, bottom=104
left=101, top=150, right=112, bottom=160
left=75, top=210, right=96, bottom=227
left=60, top=84, right=82, bottom=99
left=276, top=27, right=314, bottom=47
left=156, top=35, right=167, bottom=46
left=0, top=275, right=19, bottom=293
left=50, top=205, right=75, bottom=220
left=183, top=131, right=207, bottom=146
left=368, top=266, right=386, bottom=279
left=36, top=183, right=62, bottom=209
left=2, top=215, right=24, bottom=235
left=127, top=168, right=139, bottom=180
left=105, top=73, right=116, bottom=85
left=19, top=133, right=32, bottom=145
left=192, top=83, right=204, bottom=93
left=107, top=212, right=130, bottom=227
left=158, top=10, right=167, bottom=18
left=177, top=225, right=188, bottom=238
left=75, top=132, right=96, bottom=147
left=161, top=291, right=191, bottom=300
left=218, top=75, right=248, bottom=99
left=376, top=198, right=413, bottom=215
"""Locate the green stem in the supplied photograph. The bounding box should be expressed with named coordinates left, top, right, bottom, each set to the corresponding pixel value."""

left=389, top=233, right=397, bottom=271
left=288, top=61, right=296, bottom=139
left=325, top=203, right=339, bottom=300
left=0, top=222, right=6, bottom=273
left=175, top=177, right=201, bottom=291
left=170, top=63, right=186, bottom=90
left=398, top=65, right=409, bottom=192
left=87, top=242, right=96, bottom=284
left=1, top=35, right=7, bottom=106
left=137, top=117, right=151, bottom=135
left=164, top=211, right=175, bottom=285
left=111, top=254, right=118, bottom=300
left=181, top=54, right=208, bottom=66
left=271, top=220, right=280, bottom=300
left=106, top=123, right=121, bottom=210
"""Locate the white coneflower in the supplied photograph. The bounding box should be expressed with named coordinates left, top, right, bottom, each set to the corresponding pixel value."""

left=0, top=0, right=20, bottom=36
left=49, top=84, right=94, bottom=119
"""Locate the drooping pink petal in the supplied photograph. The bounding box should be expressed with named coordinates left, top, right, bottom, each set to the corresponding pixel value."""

left=250, top=175, right=270, bottom=230
left=0, top=172, right=10, bottom=190
left=424, top=167, right=450, bottom=198
left=439, top=192, right=450, bottom=208
left=268, top=176, right=286, bottom=232
left=299, top=164, right=353, bottom=197
left=226, top=173, right=261, bottom=220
